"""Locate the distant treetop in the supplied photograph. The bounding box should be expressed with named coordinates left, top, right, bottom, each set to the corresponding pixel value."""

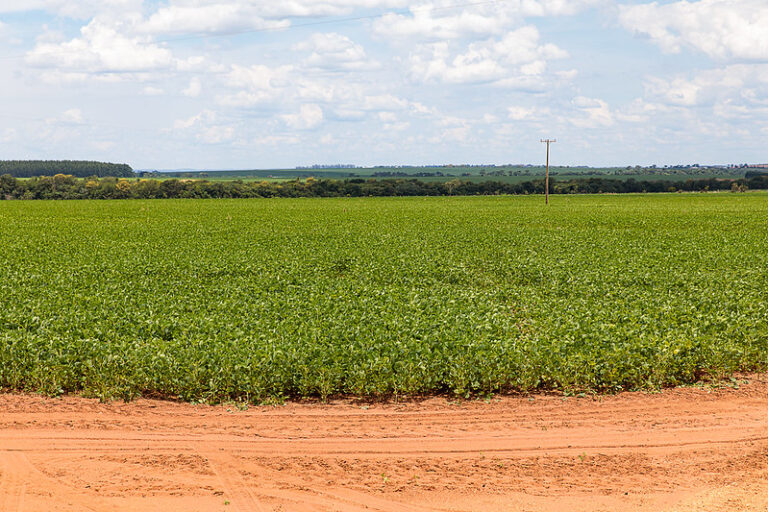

left=0, top=160, right=134, bottom=178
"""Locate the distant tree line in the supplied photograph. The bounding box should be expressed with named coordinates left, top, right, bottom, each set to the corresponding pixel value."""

left=0, top=160, right=134, bottom=178
left=372, top=171, right=448, bottom=177
left=1, top=174, right=767, bottom=200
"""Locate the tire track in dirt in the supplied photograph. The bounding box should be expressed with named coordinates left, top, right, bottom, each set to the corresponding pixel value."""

left=204, top=451, right=268, bottom=512
left=0, top=453, right=27, bottom=512
left=3, top=430, right=767, bottom=459
left=0, top=376, right=767, bottom=512
left=241, top=460, right=447, bottom=512
left=0, top=451, right=140, bottom=512
left=205, top=447, right=452, bottom=512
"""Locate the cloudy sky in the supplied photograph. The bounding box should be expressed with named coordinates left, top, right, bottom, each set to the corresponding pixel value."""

left=0, top=0, right=766, bottom=169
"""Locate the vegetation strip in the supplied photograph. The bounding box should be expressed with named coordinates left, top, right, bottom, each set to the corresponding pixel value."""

left=1, top=173, right=767, bottom=200
left=0, top=161, right=134, bottom=178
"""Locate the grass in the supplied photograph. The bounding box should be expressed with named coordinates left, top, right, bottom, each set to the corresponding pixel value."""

left=0, top=193, right=766, bottom=403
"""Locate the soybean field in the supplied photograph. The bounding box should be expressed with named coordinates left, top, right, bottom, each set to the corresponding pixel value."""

left=1, top=194, right=767, bottom=403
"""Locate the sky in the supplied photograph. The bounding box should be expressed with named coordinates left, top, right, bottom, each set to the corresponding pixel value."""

left=0, top=0, right=766, bottom=170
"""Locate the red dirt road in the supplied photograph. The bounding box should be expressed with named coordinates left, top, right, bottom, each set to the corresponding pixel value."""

left=1, top=377, right=768, bottom=512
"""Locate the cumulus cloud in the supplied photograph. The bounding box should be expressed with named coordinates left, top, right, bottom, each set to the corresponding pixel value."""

left=1, top=128, right=18, bottom=143
left=18, top=0, right=747, bottom=167
left=0, top=2, right=45, bottom=13
left=570, top=96, right=614, bottom=128
left=60, top=108, right=84, bottom=124
left=642, top=64, right=768, bottom=112
left=374, top=7, right=509, bottom=41
left=141, top=3, right=289, bottom=35
left=43, top=108, right=86, bottom=127
left=48, top=0, right=144, bottom=20
left=182, top=77, right=203, bottom=97
left=173, top=110, right=235, bottom=143
left=620, top=0, right=768, bottom=61
left=508, top=105, right=550, bottom=120
left=216, top=64, right=293, bottom=107
left=361, top=94, right=409, bottom=111
left=408, top=26, right=567, bottom=85
left=0, top=0, right=142, bottom=18
left=142, top=86, right=165, bottom=95
left=374, top=0, right=602, bottom=41
left=294, top=33, right=378, bottom=71
left=26, top=19, right=173, bottom=78
left=281, top=103, right=324, bottom=129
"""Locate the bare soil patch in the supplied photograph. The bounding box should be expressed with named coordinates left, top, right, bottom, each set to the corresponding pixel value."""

left=2, top=377, right=768, bottom=511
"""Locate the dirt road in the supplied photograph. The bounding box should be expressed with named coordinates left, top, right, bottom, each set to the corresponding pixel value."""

left=1, top=377, right=767, bottom=512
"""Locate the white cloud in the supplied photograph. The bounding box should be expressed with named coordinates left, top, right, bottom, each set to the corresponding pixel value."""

left=297, top=80, right=359, bottom=103
left=173, top=110, right=235, bottom=144
left=182, top=77, right=202, bottom=97
left=378, top=111, right=398, bottom=122
left=281, top=103, right=324, bottom=129
left=44, top=108, right=85, bottom=126
left=508, top=105, right=547, bottom=120
left=142, top=86, right=165, bottom=95
left=255, top=134, right=301, bottom=146
left=0, top=0, right=143, bottom=20
left=216, top=64, right=293, bottom=106
left=0, top=2, right=45, bottom=13
left=14, top=0, right=766, bottom=167
left=1, top=128, right=18, bottom=143
left=570, top=96, right=614, bottom=128
left=620, top=0, right=768, bottom=61
left=439, top=125, right=471, bottom=143
left=141, top=3, right=289, bottom=35
left=408, top=26, right=567, bottom=85
left=643, top=64, right=768, bottom=108
left=294, top=33, right=378, bottom=71
left=374, top=7, right=509, bottom=41
left=383, top=121, right=410, bottom=131
left=362, top=94, right=409, bottom=111
left=61, top=108, right=84, bottom=123
left=374, top=0, right=602, bottom=41
left=47, top=0, right=144, bottom=20
left=0, top=0, right=142, bottom=18
left=176, top=56, right=222, bottom=73
left=26, top=19, right=173, bottom=78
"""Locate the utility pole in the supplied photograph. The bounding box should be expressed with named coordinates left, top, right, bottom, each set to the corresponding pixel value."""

left=540, top=139, right=556, bottom=205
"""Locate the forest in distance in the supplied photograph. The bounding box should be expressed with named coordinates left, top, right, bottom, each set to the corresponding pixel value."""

left=1, top=172, right=766, bottom=200
left=0, top=160, right=134, bottom=178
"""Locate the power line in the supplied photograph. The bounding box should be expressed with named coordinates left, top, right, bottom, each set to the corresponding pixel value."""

left=0, top=0, right=508, bottom=62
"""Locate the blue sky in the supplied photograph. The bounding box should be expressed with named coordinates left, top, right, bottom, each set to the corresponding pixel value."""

left=0, top=0, right=766, bottom=169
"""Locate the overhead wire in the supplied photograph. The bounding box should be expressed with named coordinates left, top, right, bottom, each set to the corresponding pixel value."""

left=0, top=0, right=508, bottom=133
left=0, top=0, right=509, bottom=62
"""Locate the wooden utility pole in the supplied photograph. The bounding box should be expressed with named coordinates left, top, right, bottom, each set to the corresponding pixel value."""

left=540, top=139, right=556, bottom=205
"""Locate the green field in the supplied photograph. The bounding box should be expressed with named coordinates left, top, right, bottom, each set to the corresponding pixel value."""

left=158, top=165, right=746, bottom=183
left=1, top=194, right=767, bottom=402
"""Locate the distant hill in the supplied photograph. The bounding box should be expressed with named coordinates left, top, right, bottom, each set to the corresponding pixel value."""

left=0, top=160, right=134, bottom=178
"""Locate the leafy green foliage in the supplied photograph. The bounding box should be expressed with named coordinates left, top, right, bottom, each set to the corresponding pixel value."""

left=0, top=194, right=766, bottom=402
left=1, top=173, right=767, bottom=200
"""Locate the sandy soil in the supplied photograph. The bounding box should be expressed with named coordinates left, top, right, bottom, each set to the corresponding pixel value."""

left=1, top=377, right=768, bottom=512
